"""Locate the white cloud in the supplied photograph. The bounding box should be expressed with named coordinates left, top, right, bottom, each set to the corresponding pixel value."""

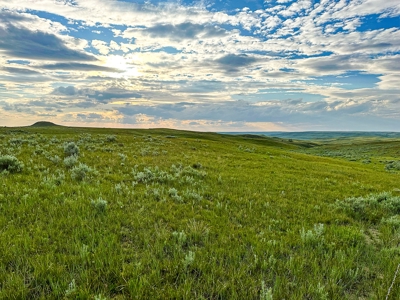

left=91, top=40, right=109, bottom=55
left=0, top=0, right=399, bottom=130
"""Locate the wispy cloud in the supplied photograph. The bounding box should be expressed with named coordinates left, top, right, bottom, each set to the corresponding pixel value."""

left=40, top=63, right=119, bottom=72
left=0, top=24, right=95, bottom=61
left=0, top=0, right=399, bottom=130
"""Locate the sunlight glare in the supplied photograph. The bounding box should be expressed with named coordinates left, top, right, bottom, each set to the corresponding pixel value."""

left=105, top=55, right=140, bottom=78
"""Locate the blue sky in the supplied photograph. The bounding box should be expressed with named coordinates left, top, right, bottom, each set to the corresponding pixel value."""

left=0, top=0, right=399, bottom=131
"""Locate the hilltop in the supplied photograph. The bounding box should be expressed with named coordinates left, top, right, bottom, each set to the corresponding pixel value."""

left=30, top=121, right=60, bottom=127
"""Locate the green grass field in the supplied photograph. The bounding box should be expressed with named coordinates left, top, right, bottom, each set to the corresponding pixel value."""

left=1, top=125, right=400, bottom=299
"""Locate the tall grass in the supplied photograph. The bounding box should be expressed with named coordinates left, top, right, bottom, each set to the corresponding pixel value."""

left=0, top=126, right=399, bottom=298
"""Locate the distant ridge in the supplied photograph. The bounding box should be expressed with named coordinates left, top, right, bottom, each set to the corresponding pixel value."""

left=221, top=131, right=400, bottom=140
left=30, top=121, right=60, bottom=127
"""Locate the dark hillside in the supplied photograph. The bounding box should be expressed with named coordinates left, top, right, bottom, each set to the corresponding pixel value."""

left=30, top=121, right=60, bottom=127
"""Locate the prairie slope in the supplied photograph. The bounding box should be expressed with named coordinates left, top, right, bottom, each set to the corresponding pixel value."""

left=0, top=126, right=399, bottom=299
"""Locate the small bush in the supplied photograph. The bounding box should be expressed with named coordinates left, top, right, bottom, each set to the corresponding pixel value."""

left=146, top=188, right=163, bottom=201
left=172, top=230, right=187, bottom=248
left=64, top=155, right=78, bottom=169
left=192, top=162, right=202, bottom=169
left=71, top=163, right=96, bottom=181
left=118, top=153, right=127, bottom=161
left=300, top=223, right=325, bottom=247
left=65, top=279, right=77, bottom=296
left=9, top=138, right=24, bottom=146
left=183, top=251, right=195, bottom=267
left=48, top=155, right=61, bottom=165
left=133, top=166, right=174, bottom=184
left=0, top=155, right=24, bottom=173
left=385, top=161, right=400, bottom=171
left=106, top=135, right=116, bottom=142
left=42, top=172, right=65, bottom=188
left=183, top=189, right=202, bottom=202
left=49, top=137, right=59, bottom=144
left=171, top=164, right=207, bottom=178
left=168, top=188, right=182, bottom=202
left=333, top=192, right=400, bottom=222
left=64, top=142, right=79, bottom=157
left=381, top=215, right=400, bottom=229
left=34, top=146, right=44, bottom=155
left=114, top=183, right=124, bottom=195
left=260, top=281, right=273, bottom=300
left=91, top=197, right=108, bottom=213
left=134, top=168, right=155, bottom=183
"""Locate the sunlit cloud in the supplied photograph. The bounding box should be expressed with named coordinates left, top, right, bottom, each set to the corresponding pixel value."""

left=0, top=0, right=399, bottom=130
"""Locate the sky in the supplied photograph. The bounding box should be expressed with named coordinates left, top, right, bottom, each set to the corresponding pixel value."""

left=0, top=0, right=399, bottom=131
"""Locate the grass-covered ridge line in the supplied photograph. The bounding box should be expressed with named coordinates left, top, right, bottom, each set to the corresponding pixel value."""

left=30, top=121, right=61, bottom=127
left=223, top=131, right=400, bottom=140
left=0, top=126, right=400, bottom=299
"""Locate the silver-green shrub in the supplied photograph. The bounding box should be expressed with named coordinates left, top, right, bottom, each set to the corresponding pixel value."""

left=48, top=155, right=61, bottom=165
left=9, top=138, right=24, bottom=146
left=260, top=281, right=273, bottom=300
left=385, top=161, right=400, bottom=171
left=333, top=192, right=400, bottom=221
left=168, top=187, right=183, bottom=202
left=183, top=251, right=195, bottom=267
left=71, top=163, right=95, bottom=181
left=106, top=135, right=116, bottom=142
left=381, top=215, right=400, bottom=229
left=64, top=142, right=79, bottom=157
left=42, top=171, right=65, bottom=188
left=183, top=189, right=202, bottom=202
left=172, top=230, right=187, bottom=248
left=0, top=155, right=24, bottom=173
left=91, top=197, right=108, bottom=213
left=300, top=223, right=325, bottom=247
left=64, top=155, right=78, bottom=169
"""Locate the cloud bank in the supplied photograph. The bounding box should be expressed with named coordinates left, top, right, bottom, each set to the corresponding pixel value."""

left=0, top=0, right=399, bottom=130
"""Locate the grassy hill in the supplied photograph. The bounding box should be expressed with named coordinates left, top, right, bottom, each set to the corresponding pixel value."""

left=0, top=126, right=400, bottom=299
left=30, top=121, right=60, bottom=127
left=223, top=131, right=400, bottom=140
